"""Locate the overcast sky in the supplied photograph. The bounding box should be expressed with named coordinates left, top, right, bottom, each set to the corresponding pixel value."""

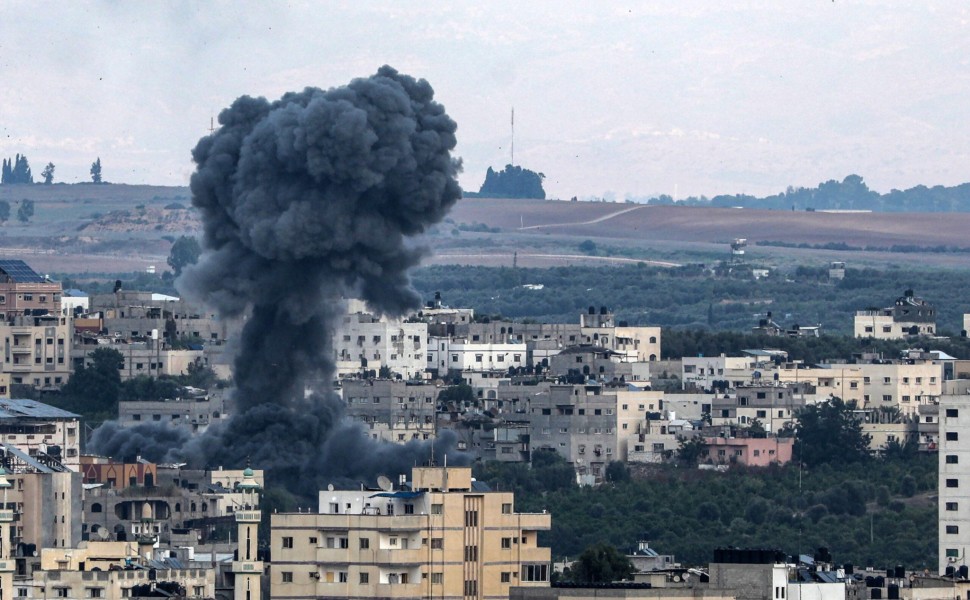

left=1, top=2, right=968, bottom=200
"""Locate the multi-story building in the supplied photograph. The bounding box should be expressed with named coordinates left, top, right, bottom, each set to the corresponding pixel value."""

left=428, top=338, right=528, bottom=375
left=0, top=314, right=72, bottom=390
left=90, top=290, right=231, bottom=344
left=72, top=338, right=205, bottom=382
left=1, top=443, right=81, bottom=549
left=939, top=395, right=970, bottom=573
left=854, top=290, right=936, bottom=339
left=711, top=385, right=807, bottom=434
left=548, top=346, right=651, bottom=383
left=702, top=436, right=794, bottom=467
left=0, top=260, right=62, bottom=321
left=334, top=301, right=428, bottom=379
left=341, top=379, right=439, bottom=443
left=270, top=466, right=551, bottom=600
left=116, top=388, right=229, bottom=434
left=0, top=399, right=80, bottom=469
left=859, top=359, right=943, bottom=415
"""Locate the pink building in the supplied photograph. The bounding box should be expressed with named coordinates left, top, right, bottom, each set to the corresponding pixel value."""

left=702, top=436, right=794, bottom=467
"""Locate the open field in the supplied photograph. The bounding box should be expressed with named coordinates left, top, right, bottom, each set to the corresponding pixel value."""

left=0, top=185, right=969, bottom=273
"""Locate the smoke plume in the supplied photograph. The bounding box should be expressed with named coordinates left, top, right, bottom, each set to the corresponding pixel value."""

left=91, top=66, right=465, bottom=494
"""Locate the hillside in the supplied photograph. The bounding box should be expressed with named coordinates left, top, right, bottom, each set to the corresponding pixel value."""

left=2, top=184, right=970, bottom=274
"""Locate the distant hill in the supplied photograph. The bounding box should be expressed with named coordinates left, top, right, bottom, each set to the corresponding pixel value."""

left=646, top=174, right=970, bottom=212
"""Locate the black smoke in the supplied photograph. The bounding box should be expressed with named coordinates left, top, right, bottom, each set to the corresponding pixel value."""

left=90, top=66, right=466, bottom=494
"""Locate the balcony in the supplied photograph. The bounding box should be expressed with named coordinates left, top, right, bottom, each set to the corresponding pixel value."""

left=374, top=583, right=423, bottom=598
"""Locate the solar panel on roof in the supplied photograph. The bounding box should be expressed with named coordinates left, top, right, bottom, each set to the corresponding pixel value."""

left=0, top=260, right=45, bottom=283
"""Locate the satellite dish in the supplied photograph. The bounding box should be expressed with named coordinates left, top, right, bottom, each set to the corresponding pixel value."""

left=377, top=475, right=393, bottom=492
left=327, top=484, right=334, bottom=492
left=98, top=528, right=111, bottom=540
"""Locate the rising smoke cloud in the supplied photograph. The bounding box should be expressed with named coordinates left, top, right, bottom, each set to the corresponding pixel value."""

left=91, top=66, right=465, bottom=494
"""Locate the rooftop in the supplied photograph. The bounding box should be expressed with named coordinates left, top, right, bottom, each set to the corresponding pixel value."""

left=0, top=259, right=46, bottom=283
left=0, top=399, right=79, bottom=420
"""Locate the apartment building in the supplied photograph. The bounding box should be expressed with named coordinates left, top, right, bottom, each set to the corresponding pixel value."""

left=681, top=355, right=762, bottom=391
left=0, top=260, right=62, bottom=321
left=939, top=395, right=970, bottom=573
left=116, top=391, right=229, bottom=435
left=548, top=346, right=651, bottom=383
left=428, top=337, right=527, bottom=375
left=90, top=290, right=231, bottom=344
left=341, top=379, right=439, bottom=442
left=0, top=314, right=72, bottom=390
left=859, top=359, right=943, bottom=415
left=702, top=437, right=794, bottom=467
left=854, top=290, right=936, bottom=339
left=333, top=301, right=428, bottom=379
left=0, top=399, right=80, bottom=469
left=1, top=444, right=81, bottom=550
left=72, top=338, right=205, bottom=382
left=270, top=466, right=551, bottom=600
left=710, top=385, right=807, bottom=434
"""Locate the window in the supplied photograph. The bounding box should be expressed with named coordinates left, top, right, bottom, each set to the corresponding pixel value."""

left=464, top=510, right=478, bottom=527
left=89, top=590, right=103, bottom=599
left=947, top=549, right=961, bottom=558
left=339, top=537, right=349, bottom=549
left=282, top=537, right=293, bottom=549
left=339, top=572, right=348, bottom=583
left=359, top=573, right=369, bottom=584
left=359, top=537, right=370, bottom=549
left=947, top=479, right=959, bottom=488
left=947, top=525, right=960, bottom=534
left=947, top=409, right=960, bottom=418
left=56, top=590, right=69, bottom=598
left=502, top=537, right=512, bottom=549
left=501, top=572, right=511, bottom=583
left=464, top=581, right=478, bottom=596
left=947, top=455, right=959, bottom=464
left=431, top=573, right=443, bottom=584
left=948, top=432, right=960, bottom=441
left=501, top=503, right=512, bottom=514
left=431, top=503, right=443, bottom=515
left=431, top=538, right=443, bottom=549
left=281, top=572, right=293, bottom=583
left=404, top=503, right=414, bottom=515
left=947, top=502, right=959, bottom=511
left=522, top=564, right=548, bottom=582
left=464, top=545, right=479, bottom=561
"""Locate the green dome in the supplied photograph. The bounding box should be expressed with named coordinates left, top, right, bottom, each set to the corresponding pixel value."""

left=243, top=467, right=254, bottom=477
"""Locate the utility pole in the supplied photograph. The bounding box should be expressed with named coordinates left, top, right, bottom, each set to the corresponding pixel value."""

left=510, top=107, right=514, bottom=166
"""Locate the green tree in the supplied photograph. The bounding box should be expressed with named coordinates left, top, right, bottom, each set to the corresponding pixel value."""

left=437, top=383, right=476, bottom=405
left=793, top=397, right=871, bottom=467
left=59, top=347, right=124, bottom=420
left=676, top=435, right=707, bottom=465
left=570, top=543, right=634, bottom=583
left=167, top=235, right=202, bottom=276
left=578, top=240, right=597, bottom=255
left=16, top=199, right=34, bottom=223
left=0, top=200, right=10, bottom=222
left=1, top=155, right=33, bottom=184
left=90, top=157, right=103, bottom=184
left=41, top=162, right=55, bottom=184
left=478, top=164, right=546, bottom=199
left=605, top=461, right=630, bottom=483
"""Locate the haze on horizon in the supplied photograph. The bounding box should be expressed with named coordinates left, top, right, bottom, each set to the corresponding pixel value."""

left=1, top=1, right=968, bottom=201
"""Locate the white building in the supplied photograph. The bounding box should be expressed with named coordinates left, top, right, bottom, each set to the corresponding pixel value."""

left=428, top=337, right=527, bottom=374
left=333, top=301, right=428, bottom=379
left=0, top=399, right=80, bottom=470
left=940, top=394, right=970, bottom=573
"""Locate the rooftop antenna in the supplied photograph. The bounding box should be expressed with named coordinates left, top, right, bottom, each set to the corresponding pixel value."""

left=510, top=107, right=515, bottom=166
left=209, top=116, right=215, bottom=134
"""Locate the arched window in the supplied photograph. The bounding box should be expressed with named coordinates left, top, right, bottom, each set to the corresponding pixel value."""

left=649, top=336, right=657, bottom=343
left=91, top=503, right=102, bottom=513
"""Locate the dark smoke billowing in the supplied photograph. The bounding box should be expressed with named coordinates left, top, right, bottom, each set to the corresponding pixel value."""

left=91, top=66, right=466, bottom=494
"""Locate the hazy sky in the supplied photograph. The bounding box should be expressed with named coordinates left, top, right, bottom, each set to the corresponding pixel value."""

left=2, top=2, right=968, bottom=199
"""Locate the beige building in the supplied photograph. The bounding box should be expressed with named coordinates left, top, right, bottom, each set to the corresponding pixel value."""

left=854, top=291, right=936, bottom=339
left=0, top=399, right=81, bottom=469
left=270, top=466, right=551, bottom=600
left=0, top=260, right=62, bottom=321
left=859, top=360, right=943, bottom=415
left=0, top=314, right=72, bottom=390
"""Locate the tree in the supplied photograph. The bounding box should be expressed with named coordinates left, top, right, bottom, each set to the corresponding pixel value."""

left=793, top=397, right=871, bottom=467
left=578, top=240, right=597, bottom=255
left=676, top=435, right=707, bottom=465
left=478, top=164, right=546, bottom=199
left=570, top=543, right=634, bottom=583
left=0, top=200, right=10, bottom=222
left=41, top=162, right=55, bottom=184
left=1, top=155, right=33, bottom=184
left=167, top=235, right=201, bottom=276
left=16, top=199, right=34, bottom=223
left=604, top=460, right=630, bottom=483
left=59, top=347, right=124, bottom=420
left=90, top=157, right=103, bottom=183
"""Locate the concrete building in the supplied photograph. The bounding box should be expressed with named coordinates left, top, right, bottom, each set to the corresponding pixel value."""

left=341, top=379, right=439, bottom=442
left=90, top=290, right=231, bottom=344
left=428, top=337, right=527, bottom=375
left=859, top=359, right=943, bottom=415
left=0, top=313, right=72, bottom=390
left=1, top=444, right=81, bottom=550
left=0, top=260, right=62, bottom=321
left=334, top=301, right=428, bottom=379
left=116, top=389, right=229, bottom=435
left=710, top=385, right=807, bottom=434
left=73, top=338, right=205, bottom=382
left=702, top=437, right=794, bottom=467
left=0, top=399, right=80, bottom=469
left=939, top=394, right=970, bottom=573
left=855, top=290, right=936, bottom=339
left=270, top=466, right=551, bottom=600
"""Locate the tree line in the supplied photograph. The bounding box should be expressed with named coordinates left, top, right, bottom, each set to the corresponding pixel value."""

left=0, top=154, right=105, bottom=185
left=644, top=174, right=970, bottom=212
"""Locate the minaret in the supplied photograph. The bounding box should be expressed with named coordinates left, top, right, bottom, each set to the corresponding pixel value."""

left=137, top=501, right=157, bottom=560
left=0, top=468, right=14, bottom=600
left=232, top=467, right=262, bottom=600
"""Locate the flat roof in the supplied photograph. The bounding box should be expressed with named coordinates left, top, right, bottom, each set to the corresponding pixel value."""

left=0, top=399, right=79, bottom=420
